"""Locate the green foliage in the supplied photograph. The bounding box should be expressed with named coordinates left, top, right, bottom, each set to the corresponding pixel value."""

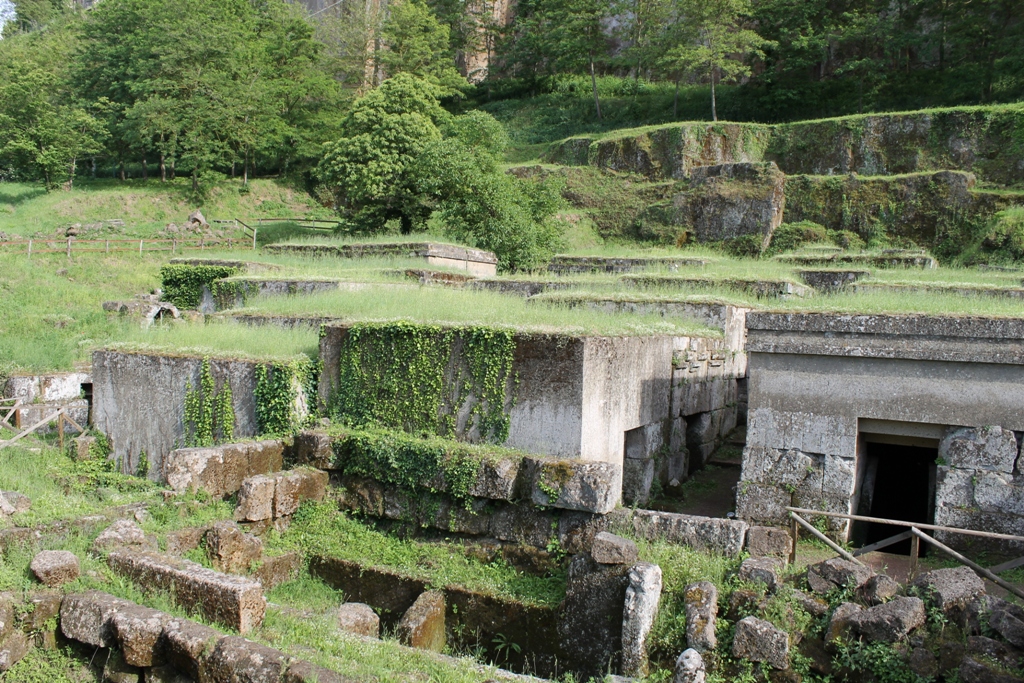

left=379, top=0, right=466, bottom=95
left=766, top=220, right=830, bottom=255
left=330, top=427, right=519, bottom=507
left=254, top=359, right=318, bottom=436
left=329, top=321, right=516, bottom=443
left=183, top=358, right=235, bottom=447
left=833, top=641, right=930, bottom=683
left=976, top=207, right=1024, bottom=263
left=159, top=264, right=241, bottom=310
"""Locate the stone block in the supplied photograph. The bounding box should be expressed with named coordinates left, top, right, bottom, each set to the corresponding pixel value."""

left=488, top=504, right=557, bottom=547
left=0, top=631, right=30, bottom=672
left=30, top=550, right=80, bottom=587
left=625, top=423, right=665, bottom=460
left=792, top=590, right=828, bottom=617
left=826, top=602, right=863, bottom=644
left=908, top=647, right=939, bottom=679
left=989, top=601, right=1024, bottom=649
left=60, top=591, right=135, bottom=647
left=235, top=475, right=275, bottom=522
left=936, top=466, right=976, bottom=509
left=940, top=426, right=1019, bottom=473
left=913, top=567, right=985, bottom=614
left=111, top=605, right=172, bottom=667
left=24, top=592, right=61, bottom=631
left=732, top=616, right=789, bottom=669
left=74, top=435, right=97, bottom=461
left=102, top=648, right=141, bottom=683
left=683, top=581, right=718, bottom=652
left=0, top=593, right=15, bottom=642
left=397, top=591, right=445, bottom=652
left=745, top=526, right=792, bottom=558
left=808, top=558, right=874, bottom=592
left=738, top=557, right=783, bottom=590
left=284, top=660, right=356, bottom=683
left=621, top=562, right=662, bottom=677
left=252, top=552, right=300, bottom=589
left=674, top=649, right=706, bottom=683
left=558, top=554, right=630, bottom=681
left=107, top=550, right=265, bottom=634
left=205, top=636, right=289, bottom=683
left=529, top=458, right=620, bottom=514
left=206, top=521, right=263, bottom=573
left=93, top=520, right=155, bottom=553
left=337, top=603, right=379, bottom=638
left=165, top=527, right=206, bottom=556
left=622, top=457, right=656, bottom=507
left=592, top=532, right=638, bottom=565
left=293, top=431, right=334, bottom=469
left=274, top=468, right=329, bottom=518
left=618, top=509, right=748, bottom=556
left=966, top=636, right=1022, bottom=671
left=973, top=471, right=1024, bottom=515
left=858, top=574, right=900, bottom=606
left=163, top=617, right=223, bottom=681
left=850, top=597, right=926, bottom=642
left=164, top=440, right=285, bottom=498
left=735, top=482, right=790, bottom=524
left=466, top=457, right=521, bottom=501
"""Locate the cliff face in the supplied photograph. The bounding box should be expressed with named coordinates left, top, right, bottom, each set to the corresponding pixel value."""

left=457, top=0, right=516, bottom=83
left=544, top=106, right=1024, bottom=187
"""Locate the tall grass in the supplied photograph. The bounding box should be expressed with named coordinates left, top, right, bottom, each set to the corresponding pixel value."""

left=111, top=320, right=320, bottom=360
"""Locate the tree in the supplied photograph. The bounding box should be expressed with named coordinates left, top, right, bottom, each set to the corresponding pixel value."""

left=379, top=0, right=466, bottom=95
left=659, top=0, right=768, bottom=120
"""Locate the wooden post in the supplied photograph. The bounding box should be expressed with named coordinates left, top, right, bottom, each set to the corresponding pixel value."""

left=253, top=225, right=258, bottom=251
left=790, top=516, right=799, bottom=565
left=911, top=527, right=1024, bottom=601
left=139, top=239, right=144, bottom=255
left=790, top=511, right=865, bottom=565
left=27, top=240, right=32, bottom=259
left=66, top=237, right=72, bottom=259
left=58, top=413, right=65, bottom=452
left=106, top=240, right=110, bottom=254
left=909, top=533, right=920, bottom=580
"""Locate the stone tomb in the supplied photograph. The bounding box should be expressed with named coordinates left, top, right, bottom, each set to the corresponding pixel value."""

left=736, top=312, right=1024, bottom=550
left=263, top=241, right=499, bottom=276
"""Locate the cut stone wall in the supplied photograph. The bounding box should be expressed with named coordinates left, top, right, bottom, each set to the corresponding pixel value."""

left=91, top=351, right=261, bottom=479
left=738, top=312, right=1024, bottom=546
left=263, top=242, right=499, bottom=276
left=4, top=372, right=91, bottom=404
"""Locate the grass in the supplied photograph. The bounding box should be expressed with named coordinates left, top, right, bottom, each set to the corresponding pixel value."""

left=235, top=284, right=722, bottom=337
left=0, top=178, right=328, bottom=239
left=109, top=321, right=320, bottom=361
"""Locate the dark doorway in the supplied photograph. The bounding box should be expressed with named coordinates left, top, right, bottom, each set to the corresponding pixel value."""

left=853, top=441, right=936, bottom=555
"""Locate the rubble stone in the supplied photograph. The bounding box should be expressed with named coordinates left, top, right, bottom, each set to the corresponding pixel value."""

left=826, top=602, right=863, bottom=644
left=60, top=591, right=134, bottom=647
left=592, top=532, right=639, bottom=565
left=0, top=491, right=31, bottom=515
left=959, top=656, right=1024, bottom=683
left=397, top=591, right=446, bottom=652
left=792, top=590, right=829, bottom=617
left=745, top=526, right=792, bottom=558
left=30, top=550, right=80, bottom=587
left=908, top=647, right=939, bottom=679
left=111, top=604, right=172, bottom=667
left=967, top=636, right=1023, bottom=670
left=205, top=636, right=289, bottom=683
left=738, top=557, right=783, bottom=590
left=0, top=593, right=15, bottom=642
left=858, top=574, right=900, bottom=606
left=337, top=603, right=380, bottom=638
left=93, top=520, right=154, bottom=553
left=732, top=616, right=790, bottom=669
left=0, top=631, right=30, bottom=672
left=621, top=562, right=663, bottom=677
left=808, top=558, right=873, bottom=592
left=913, top=566, right=985, bottom=614
left=989, top=601, right=1024, bottom=649
left=674, top=648, right=706, bottom=683
left=205, top=521, right=263, bottom=573
left=108, top=549, right=265, bottom=634
left=683, top=581, right=718, bottom=652
left=850, top=596, right=926, bottom=642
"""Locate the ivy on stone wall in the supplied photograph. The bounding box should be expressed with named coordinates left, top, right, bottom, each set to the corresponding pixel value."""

left=329, top=322, right=516, bottom=443
left=183, top=358, right=235, bottom=447
left=160, top=264, right=242, bottom=310
left=254, top=359, right=319, bottom=436
left=209, top=279, right=253, bottom=310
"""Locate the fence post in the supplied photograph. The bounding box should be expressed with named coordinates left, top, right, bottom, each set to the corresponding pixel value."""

left=253, top=225, right=258, bottom=251
left=172, top=238, right=177, bottom=253
left=139, top=240, right=144, bottom=255
left=66, top=237, right=72, bottom=260
left=58, top=413, right=65, bottom=453
left=789, top=516, right=799, bottom=565
left=27, top=240, right=32, bottom=259
left=909, top=533, right=920, bottom=580
left=106, top=240, right=110, bottom=254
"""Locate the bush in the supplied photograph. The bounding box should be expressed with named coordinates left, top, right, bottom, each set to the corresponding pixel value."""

left=766, top=221, right=829, bottom=255
left=160, top=264, right=242, bottom=310
left=724, top=234, right=766, bottom=258
left=980, top=207, right=1024, bottom=262
left=828, top=229, right=866, bottom=251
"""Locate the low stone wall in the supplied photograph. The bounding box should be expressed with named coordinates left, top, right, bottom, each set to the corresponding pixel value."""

left=3, top=371, right=90, bottom=404
left=608, top=508, right=749, bottom=556
left=263, top=242, right=499, bottom=276
left=92, top=350, right=262, bottom=479
left=623, top=275, right=813, bottom=299
left=204, top=277, right=360, bottom=311
left=164, top=440, right=286, bottom=497
left=546, top=255, right=708, bottom=275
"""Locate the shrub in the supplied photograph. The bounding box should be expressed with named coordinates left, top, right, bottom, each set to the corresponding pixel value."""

left=160, top=264, right=241, bottom=310
left=766, top=220, right=829, bottom=255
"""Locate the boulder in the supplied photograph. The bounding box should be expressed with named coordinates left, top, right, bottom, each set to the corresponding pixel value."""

left=185, top=210, right=209, bottom=229
left=745, top=526, right=792, bottom=558
left=940, top=426, right=1019, bottom=473
left=732, top=616, right=790, bottom=669
left=913, top=566, right=985, bottom=614
left=205, top=521, right=263, bottom=573
left=0, top=631, right=30, bottom=672
left=959, top=656, right=1024, bottom=683
left=858, top=574, right=900, bottom=606
left=738, top=557, right=783, bottom=590
left=30, top=550, right=80, bottom=587
left=111, top=604, right=172, bottom=667
left=397, top=591, right=445, bottom=652
left=791, top=590, right=829, bottom=617
left=205, top=636, right=289, bottom=682
left=60, top=591, right=134, bottom=647
left=826, top=603, right=863, bottom=644
left=621, top=562, right=662, bottom=677
left=92, top=520, right=154, bottom=553
left=683, top=581, right=718, bottom=652
left=337, top=603, right=380, bottom=638
left=850, top=596, right=926, bottom=642
left=674, top=648, right=706, bottom=683
left=807, top=558, right=873, bottom=593
left=908, top=647, right=939, bottom=679
left=592, top=532, right=639, bottom=565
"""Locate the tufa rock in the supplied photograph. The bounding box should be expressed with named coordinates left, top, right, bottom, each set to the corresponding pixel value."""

left=337, top=602, right=380, bottom=638
left=858, top=574, right=900, bottom=606
left=913, top=566, right=985, bottom=614
left=397, top=591, right=446, bottom=652
left=30, top=550, right=80, bottom=587
left=292, top=431, right=334, bottom=469
left=674, top=648, right=706, bottom=683
left=684, top=581, right=718, bottom=652
left=205, top=636, right=289, bottom=683
left=205, top=521, right=263, bottom=573
left=60, top=591, right=134, bottom=647
left=592, top=532, right=639, bottom=565
left=621, top=562, right=663, bottom=677
left=807, top=558, right=873, bottom=593
left=0, top=491, right=31, bottom=515
left=732, top=616, right=790, bottom=670
left=102, top=648, right=141, bottom=683
left=826, top=602, right=863, bottom=645
left=235, top=475, right=275, bottom=522
left=745, top=526, right=792, bottom=558
left=111, top=604, right=172, bottom=667
left=738, top=557, right=783, bottom=590
left=273, top=468, right=329, bottom=518
left=0, top=631, right=31, bottom=672
left=850, top=596, right=926, bottom=643
left=940, top=426, right=1019, bottom=473
left=164, top=527, right=206, bottom=556
left=92, top=520, right=155, bottom=553
left=252, top=552, right=300, bottom=589
left=163, top=617, right=223, bottom=681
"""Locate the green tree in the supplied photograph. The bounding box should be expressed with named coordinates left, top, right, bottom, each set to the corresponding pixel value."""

left=379, top=0, right=466, bottom=95
left=659, top=0, right=767, bottom=121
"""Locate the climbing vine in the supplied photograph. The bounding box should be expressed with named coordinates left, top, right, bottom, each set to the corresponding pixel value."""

left=160, top=264, right=241, bottom=310
left=183, top=358, right=236, bottom=447
left=329, top=322, right=516, bottom=444
left=209, top=279, right=253, bottom=310
left=254, top=359, right=318, bottom=436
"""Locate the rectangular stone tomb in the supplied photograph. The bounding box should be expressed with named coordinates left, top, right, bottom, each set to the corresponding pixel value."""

left=107, top=549, right=266, bottom=634
left=623, top=275, right=812, bottom=298
left=737, top=311, right=1024, bottom=549
left=547, top=255, right=707, bottom=275
left=263, top=242, right=498, bottom=276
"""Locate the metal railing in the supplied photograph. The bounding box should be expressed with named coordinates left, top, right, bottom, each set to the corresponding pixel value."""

left=786, top=506, right=1024, bottom=601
